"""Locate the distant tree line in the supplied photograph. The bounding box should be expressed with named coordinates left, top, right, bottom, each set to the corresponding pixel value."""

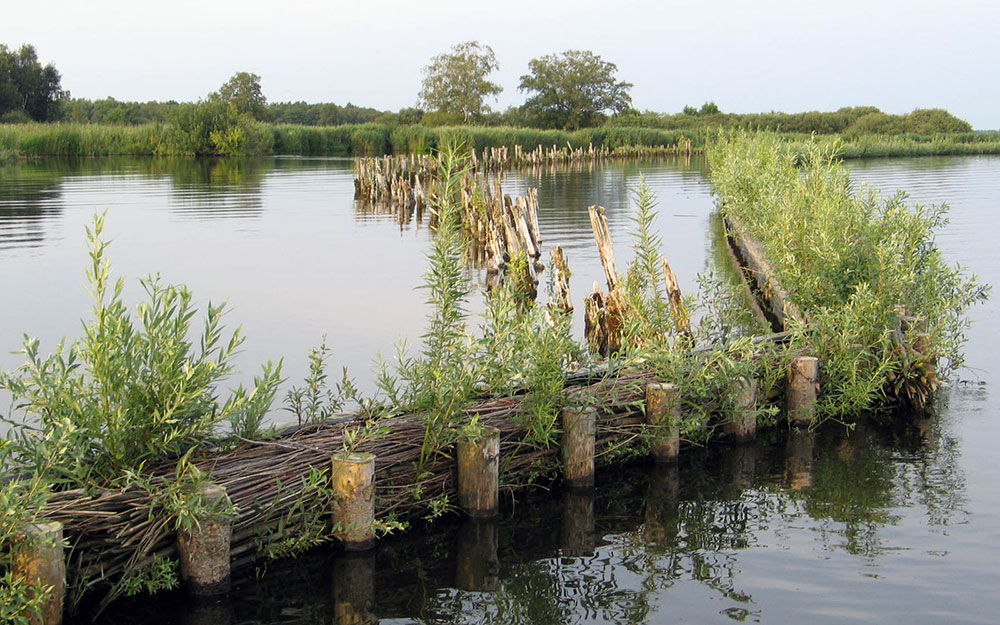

left=0, top=40, right=978, bottom=137
left=608, top=105, right=973, bottom=136
left=62, top=97, right=386, bottom=127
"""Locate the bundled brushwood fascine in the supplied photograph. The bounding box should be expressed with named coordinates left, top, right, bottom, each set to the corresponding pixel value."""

left=39, top=369, right=654, bottom=604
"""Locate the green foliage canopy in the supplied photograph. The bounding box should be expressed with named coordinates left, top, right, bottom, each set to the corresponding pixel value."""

left=0, top=43, right=66, bottom=122
left=418, top=41, right=502, bottom=123
left=210, top=71, right=269, bottom=121
left=519, top=50, right=633, bottom=130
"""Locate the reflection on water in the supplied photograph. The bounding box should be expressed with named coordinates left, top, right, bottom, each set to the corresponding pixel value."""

left=0, top=165, right=64, bottom=249
left=80, top=416, right=973, bottom=625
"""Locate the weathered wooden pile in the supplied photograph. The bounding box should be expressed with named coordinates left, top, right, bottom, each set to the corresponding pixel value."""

left=354, top=154, right=544, bottom=291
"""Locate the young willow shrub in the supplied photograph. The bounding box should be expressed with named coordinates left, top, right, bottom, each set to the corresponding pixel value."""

left=612, top=179, right=779, bottom=443
left=0, top=213, right=282, bottom=488
left=479, top=254, right=584, bottom=452
left=374, top=143, right=480, bottom=478
left=708, top=131, right=989, bottom=419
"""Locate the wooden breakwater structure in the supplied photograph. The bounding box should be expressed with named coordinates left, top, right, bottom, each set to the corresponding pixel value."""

left=354, top=140, right=695, bottom=212
left=21, top=327, right=826, bottom=624
left=470, top=141, right=695, bottom=170
left=354, top=155, right=544, bottom=290
left=13, top=214, right=831, bottom=625
left=25, top=350, right=822, bottom=622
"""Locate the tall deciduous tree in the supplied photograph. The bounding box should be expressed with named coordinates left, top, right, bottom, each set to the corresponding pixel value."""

left=0, top=44, right=67, bottom=122
left=211, top=71, right=268, bottom=121
left=519, top=50, right=632, bottom=130
left=418, top=41, right=502, bottom=123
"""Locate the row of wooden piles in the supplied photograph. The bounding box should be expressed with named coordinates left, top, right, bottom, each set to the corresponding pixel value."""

left=19, top=348, right=824, bottom=624
left=353, top=153, right=545, bottom=293
left=470, top=140, right=694, bottom=170
left=352, top=141, right=696, bottom=215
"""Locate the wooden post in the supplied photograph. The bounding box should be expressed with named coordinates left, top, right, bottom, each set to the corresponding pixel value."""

left=331, top=453, right=376, bottom=551
left=550, top=246, right=573, bottom=316
left=13, top=522, right=65, bottom=625
left=457, top=426, right=500, bottom=519
left=646, top=383, right=680, bottom=463
left=660, top=255, right=691, bottom=337
left=455, top=519, right=499, bottom=592
left=788, top=356, right=819, bottom=425
left=177, top=484, right=232, bottom=596
left=332, top=552, right=377, bottom=625
left=561, top=406, right=597, bottom=489
left=723, top=377, right=758, bottom=442
left=588, top=205, right=618, bottom=291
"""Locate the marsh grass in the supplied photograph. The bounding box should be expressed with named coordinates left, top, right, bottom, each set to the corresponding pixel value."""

left=3, top=121, right=999, bottom=159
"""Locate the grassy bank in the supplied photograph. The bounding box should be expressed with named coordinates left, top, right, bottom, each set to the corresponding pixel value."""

left=4, top=121, right=1000, bottom=159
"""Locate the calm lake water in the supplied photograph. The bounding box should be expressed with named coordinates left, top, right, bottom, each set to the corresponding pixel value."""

left=1, top=154, right=998, bottom=624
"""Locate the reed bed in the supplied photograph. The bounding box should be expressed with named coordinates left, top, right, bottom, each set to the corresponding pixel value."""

left=3, top=122, right=999, bottom=159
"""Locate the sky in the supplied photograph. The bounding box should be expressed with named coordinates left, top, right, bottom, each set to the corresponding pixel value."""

left=5, top=0, right=999, bottom=129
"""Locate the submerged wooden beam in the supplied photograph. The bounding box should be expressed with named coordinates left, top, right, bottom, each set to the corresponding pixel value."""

left=723, top=215, right=807, bottom=332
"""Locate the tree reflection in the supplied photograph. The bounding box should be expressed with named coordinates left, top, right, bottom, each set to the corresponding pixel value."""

left=0, top=161, right=64, bottom=249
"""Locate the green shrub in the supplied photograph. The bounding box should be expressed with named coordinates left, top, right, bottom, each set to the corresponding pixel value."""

left=0, top=213, right=282, bottom=486
left=708, top=132, right=989, bottom=419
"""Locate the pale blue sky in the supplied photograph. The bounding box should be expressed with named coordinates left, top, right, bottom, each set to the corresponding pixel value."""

left=6, top=0, right=999, bottom=128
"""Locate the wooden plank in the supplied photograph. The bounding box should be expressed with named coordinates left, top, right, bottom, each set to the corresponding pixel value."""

left=723, top=216, right=807, bottom=331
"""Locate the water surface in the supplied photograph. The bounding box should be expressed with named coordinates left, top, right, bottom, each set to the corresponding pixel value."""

left=2, top=154, right=998, bottom=624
